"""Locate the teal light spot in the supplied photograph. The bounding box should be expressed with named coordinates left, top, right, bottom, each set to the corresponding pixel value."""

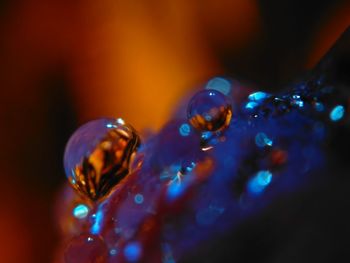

left=205, top=77, right=231, bottom=95
left=179, top=123, right=191, bottom=136
left=134, top=193, right=144, bottom=204
left=73, top=204, right=89, bottom=219
left=245, top=101, right=259, bottom=110
left=91, top=208, right=103, bottom=234
left=124, top=242, right=142, bottom=262
left=255, top=132, right=273, bottom=147
left=248, top=91, right=269, bottom=101
left=330, top=105, right=345, bottom=122
left=247, top=170, right=273, bottom=195
left=167, top=183, right=185, bottom=201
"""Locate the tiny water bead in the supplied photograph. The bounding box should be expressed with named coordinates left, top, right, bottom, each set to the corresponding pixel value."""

left=187, top=89, right=232, bottom=132
left=64, top=118, right=141, bottom=201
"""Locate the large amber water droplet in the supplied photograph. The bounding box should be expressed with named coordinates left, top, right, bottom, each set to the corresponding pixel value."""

left=64, top=118, right=141, bottom=201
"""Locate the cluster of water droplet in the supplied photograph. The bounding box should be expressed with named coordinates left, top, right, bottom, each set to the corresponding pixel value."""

left=60, top=75, right=348, bottom=262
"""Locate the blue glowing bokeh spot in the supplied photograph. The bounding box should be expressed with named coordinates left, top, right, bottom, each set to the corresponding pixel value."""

left=73, top=204, right=89, bottom=219
left=205, top=77, right=232, bottom=95
left=124, top=242, right=142, bottom=262
left=167, top=182, right=185, bottom=201
left=255, top=132, right=273, bottom=147
left=91, top=208, right=104, bottom=235
left=134, top=193, right=144, bottom=205
left=314, top=102, right=325, bottom=112
left=329, top=105, right=345, bottom=121
left=247, top=170, right=273, bottom=195
left=179, top=123, right=191, bottom=137
left=245, top=101, right=259, bottom=110
left=248, top=91, right=270, bottom=102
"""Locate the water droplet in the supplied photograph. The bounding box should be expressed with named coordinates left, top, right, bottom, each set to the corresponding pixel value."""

left=187, top=90, right=232, bottom=132
left=329, top=105, right=345, bottom=122
left=64, top=118, right=141, bottom=201
left=64, top=234, right=108, bottom=263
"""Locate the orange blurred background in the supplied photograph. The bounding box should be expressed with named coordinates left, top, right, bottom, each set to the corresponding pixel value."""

left=0, top=0, right=349, bottom=262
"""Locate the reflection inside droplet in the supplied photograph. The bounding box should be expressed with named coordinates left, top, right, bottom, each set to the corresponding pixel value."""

left=187, top=89, right=232, bottom=132
left=64, top=118, right=141, bottom=201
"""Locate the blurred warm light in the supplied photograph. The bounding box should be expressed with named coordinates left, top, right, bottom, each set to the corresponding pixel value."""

left=67, top=0, right=260, bottom=130
left=2, top=0, right=349, bottom=261
left=0, top=176, right=33, bottom=263
left=0, top=1, right=260, bottom=262
left=306, top=1, right=350, bottom=68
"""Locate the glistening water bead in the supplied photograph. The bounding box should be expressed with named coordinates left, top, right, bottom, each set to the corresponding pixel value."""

left=187, top=89, right=232, bottom=132
left=64, top=118, right=141, bottom=201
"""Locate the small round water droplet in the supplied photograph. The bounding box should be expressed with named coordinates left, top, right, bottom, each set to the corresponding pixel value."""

left=64, top=118, right=141, bottom=201
left=64, top=234, right=108, bottom=263
left=187, top=89, right=232, bottom=132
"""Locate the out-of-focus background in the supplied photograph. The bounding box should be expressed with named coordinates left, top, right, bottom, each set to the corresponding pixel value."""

left=0, top=0, right=349, bottom=262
